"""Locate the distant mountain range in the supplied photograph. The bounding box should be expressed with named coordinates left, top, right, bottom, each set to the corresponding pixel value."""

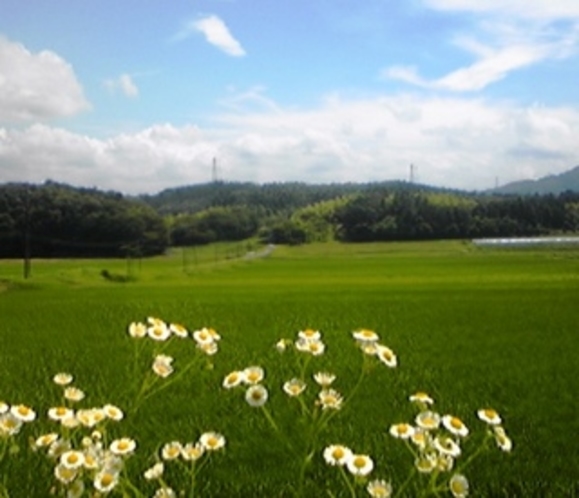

left=490, top=165, right=579, bottom=195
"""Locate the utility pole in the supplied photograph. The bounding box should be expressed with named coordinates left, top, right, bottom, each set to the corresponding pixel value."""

left=212, top=157, right=218, bottom=183
left=409, top=164, right=415, bottom=184
left=23, top=187, right=31, bottom=279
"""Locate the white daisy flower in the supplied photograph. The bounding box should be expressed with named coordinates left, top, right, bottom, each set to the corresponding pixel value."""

left=222, top=370, right=245, bottom=389
left=83, top=451, right=100, bottom=470
left=53, top=372, right=74, bottom=386
left=389, top=423, right=415, bottom=439
left=0, top=402, right=8, bottom=414
left=109, top=437, right=137, bottom=456
left=442, top=415, right=469, bottom=437
left=323, top=445, right=352, bottom=466
left=64, top=387, right=85, bottom=402
left=54, top=463, right=77, bottom=484
left=409, top=392, right=434, bottom=405
left=48, top=406, right=74, bottom=422
left=415, top=453, right=437, bottom=473
left=434, top=436, right=462, bottom=458
left=10, top=404, right=36, bottom=422
left=283, top=378, right=307, bottom=397
left=295, top=338, right=325, bottom=355
left=346, top=454, right=374, bottom=476
left=169, top=322, right=188, bottom=338
left=416, top=411, right=441, bottom=431
left=449, top=474, right=469, bottom=497
left=245, top=385, right=268, bottom=407
left=410, top=428, right=431, bottom=449
left=144, top=462, right=164, bottom=480
left=181, top=442, right=205, bottom=461
left=148, top=323, right=171, bottom=341
left=199, top=432, right=226, bottom=451
left=61, top=415, right=80, bottom=429
left=154, top=487, right=176, bottom=498
left=152, top=355, right=174, bottom=378
left=493, top=426, right=513, bottom=452
left=367, top=479, right=393, bottom=497
left=375, top=344, right=397, bottom=367
left=60, top=450, right=85, bottom=470
left=161, top=441, right=183, bottom=460
left=298, top=329, right=321, bottom=341
left=313, top=372, right=336, bottom=387
left=318, top=389, right=343, bottom=410
left=243, top=366, right=265, bottom=385
left=35, top=433, right=59, bottom=448
left=147, top=316, right=165, bottom=327
left=128, top=322, right=147, bottom=338
left=94, top=470, right=119, bottom=493
left=76, top=408, right=103, bottom=428
left=0, top=413, right=23, bottom=435
left=103, top=404, right=124, bottom=421
left=193, top=327, right=214, bottom=345
left=275, top=339, right=288, bottom=352
left=198, top=341, right=219, bottom=355
left=477, top=408, right=502, bottom=425
left=437, top=454, right=455, bottom=472
left=353, top=329, right=380, bottom=343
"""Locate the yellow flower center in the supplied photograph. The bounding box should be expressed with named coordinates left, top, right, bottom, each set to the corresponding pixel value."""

left=451, top=480, right=466, bottom=493
left=484, top=409, right=497, bottom=419
left=100, top=473, right=114, bottom=486
left=353, top=456, right=367, bottom=469
left=247, top=372, right=260, bottom=382
left=450, top=417, right=463, bottom=429
left=332, top=447, right=345, bottom=460
left=67, top=453, right=79, bottom=465
left=17, top=406, right=30, bottom=416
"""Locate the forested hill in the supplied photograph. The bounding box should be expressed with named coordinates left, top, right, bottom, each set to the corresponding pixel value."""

left=140, top=180, right=426, bottom=215
left=2, top=180, right=579, bottom=258
left=491, top=165, right=579, bottom=195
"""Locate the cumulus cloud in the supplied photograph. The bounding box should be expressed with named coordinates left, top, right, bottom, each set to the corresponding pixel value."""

left=1, top=94, right=577, bottom=194
left=0, top=37, right=90, bottom=124
left=104, top=74, right=139, bottom=98
left=185, top=15, right=246, bottom=56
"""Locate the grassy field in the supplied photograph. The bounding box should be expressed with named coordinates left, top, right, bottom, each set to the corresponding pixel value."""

left=1, top=240, right=578, bottom=497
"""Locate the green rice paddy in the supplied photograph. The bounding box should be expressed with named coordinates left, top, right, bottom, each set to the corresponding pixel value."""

left=1, top=240, right=578, bottom=497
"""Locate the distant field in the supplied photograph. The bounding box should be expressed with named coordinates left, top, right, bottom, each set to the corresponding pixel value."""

left=1, top=240, right=578, bottom=497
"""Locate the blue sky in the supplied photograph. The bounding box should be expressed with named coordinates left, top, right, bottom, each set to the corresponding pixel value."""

left=1, top=0, right=578, bottom=194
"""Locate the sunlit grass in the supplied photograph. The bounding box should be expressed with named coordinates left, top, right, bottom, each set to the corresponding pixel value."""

left=1, top=240, right=578, bottom=496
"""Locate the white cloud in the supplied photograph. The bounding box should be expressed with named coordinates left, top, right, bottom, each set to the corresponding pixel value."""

left=384, top=10, right=579, bottom=92
left=104, top=74, right=139, bottom=98
left=0, top=37, right=91, bottom=124
left=191, top=15, right=246, bottom=56
left=1, top=94, right=577, bottom=194
left=424, top=0, right=579, bottom=20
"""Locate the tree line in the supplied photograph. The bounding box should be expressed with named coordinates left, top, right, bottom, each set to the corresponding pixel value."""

left=0, top=182, right=168, bottom=258
left=1, top=180, right=578, bottom=258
